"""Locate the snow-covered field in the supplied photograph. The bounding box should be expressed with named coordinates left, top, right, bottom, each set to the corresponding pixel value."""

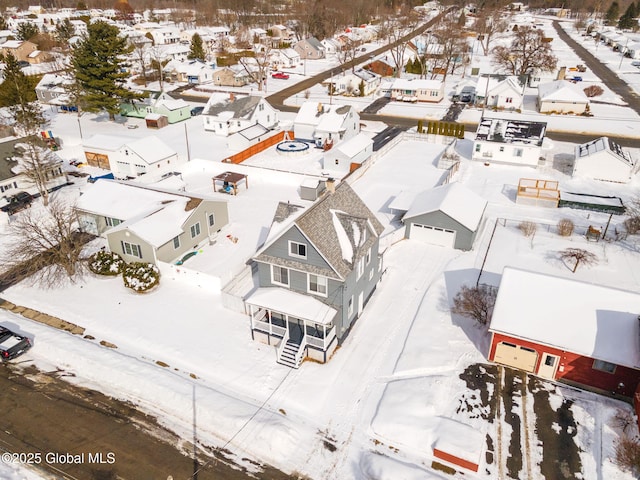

left=2, top=12, right=640, bottom=480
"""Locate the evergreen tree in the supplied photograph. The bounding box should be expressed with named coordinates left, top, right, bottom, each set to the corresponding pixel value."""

left=0, top=16, right=8, bottom=31
left=70, top=21, right=143, bottom=121
left=16, top=21, right=39, bottom=42
left=188, top=33, right=206, bottom=61
left=618, top=2, right=637, bottom=29
left=606, top=1, right=620, bottom=25
left=0, top=53, right=43, bottom=133
left=55, top=18, right=75, bottom=43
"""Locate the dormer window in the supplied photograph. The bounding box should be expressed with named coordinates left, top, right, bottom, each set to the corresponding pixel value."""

left=289, top=241, right=307, bottom=259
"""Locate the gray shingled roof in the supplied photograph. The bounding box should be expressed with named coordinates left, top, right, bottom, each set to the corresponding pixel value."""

left=204, top=95, right=261, bottom=119
left=254, top=182, right=384, bottom=280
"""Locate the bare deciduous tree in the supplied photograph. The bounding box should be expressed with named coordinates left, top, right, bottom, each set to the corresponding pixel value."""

left=451, top=284, right=497, bottom=326
left=474, top=8, right=508, bottom=55
left=239, top=44, right=272, bottom=92
left=559, top=248, right=598, bottom=273
left=491, top=26, right=558, bottom=76
left=1, top=199, right=88, bottom=286
left=557, top=218, right=574, bottom=236
left=615, top=434, right=640, bottom=476
left=13, top=140, right=64, bottom=207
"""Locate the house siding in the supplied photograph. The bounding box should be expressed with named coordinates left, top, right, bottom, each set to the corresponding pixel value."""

left=472, top=140, right=540, bottom=167
left=107, top=229, right=155, bottom=263
left=404, top=211, right=476, bottom=251
left=489, top=332, right=640, bottom=397
left=261, top=226, right=334, bottom=272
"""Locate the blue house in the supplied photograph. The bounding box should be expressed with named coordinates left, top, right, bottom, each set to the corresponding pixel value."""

left=246, top=181, right=384, bottom=368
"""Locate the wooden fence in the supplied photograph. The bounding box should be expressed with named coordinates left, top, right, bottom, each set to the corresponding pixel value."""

left=223, top=130, right=295, bottom=164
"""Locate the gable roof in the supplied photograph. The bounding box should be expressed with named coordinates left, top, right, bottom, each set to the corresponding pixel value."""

left=490, top=267, right=640, bottom=370
left=294, top=101, right=354, bottom=130
left=537, top=80, right=589, bottom=103
left=204, top=95, right=262, bottom=119
left=575, top=136, right=634, bottom=166
left=254, top=182, right=384, bottom=280
left=125, top=136, right=177, bottom=164
left=403, top=182, right=487, bottom=231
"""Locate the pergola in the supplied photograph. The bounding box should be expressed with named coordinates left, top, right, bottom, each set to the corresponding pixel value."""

left=212, top=171, right=248, bottom=196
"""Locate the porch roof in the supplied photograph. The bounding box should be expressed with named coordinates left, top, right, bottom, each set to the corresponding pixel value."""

left=246, top=287, right=336, bottom=325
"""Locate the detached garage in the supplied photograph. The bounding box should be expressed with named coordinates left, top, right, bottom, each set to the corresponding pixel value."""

left=402, top=182, right=487, bottom=250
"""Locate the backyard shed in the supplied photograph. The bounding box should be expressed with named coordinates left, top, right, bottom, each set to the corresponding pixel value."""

left=402, top=182, right=487, bottom=250
left=573, top=137, right=636, bottom=183
left=145, top=113, right=168, bottom=129
left=299, top=177, right=326, bottom=201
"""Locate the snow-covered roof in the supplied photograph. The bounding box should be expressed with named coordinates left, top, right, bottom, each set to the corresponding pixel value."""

left=246, top=287, right=337, bottom=325
left=390, top=78, right=443, bottom=91
left=538, top=80, right=589, bottom=103
left=125, top=136, right=177, bottom=164
left=295, top=101, right=354, bottom=133
left=575, top=136, right=634, bottom=166
left=121, top=198, right=191, bottom=247
left=76, top=180, right=182, bottom=220
left=334, top=133, right=373, bottom=158
left=83, top=134, right=130, bottom=152
left=403, top=182, right=487, bottom=231
left=490, top=267, right=640, bottom=370
left=1, top=40, right=24, bottom=49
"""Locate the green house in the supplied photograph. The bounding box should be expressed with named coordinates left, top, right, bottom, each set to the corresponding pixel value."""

left=120, top=91, right=192, bottom=124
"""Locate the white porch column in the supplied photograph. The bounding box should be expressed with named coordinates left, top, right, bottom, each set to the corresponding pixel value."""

left=323, top=324, right=327, bottom=348
left=249, top=304, right=255, bottom=329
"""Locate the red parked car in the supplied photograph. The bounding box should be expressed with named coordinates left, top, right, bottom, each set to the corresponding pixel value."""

left=271, top=72, right=290, bottom=79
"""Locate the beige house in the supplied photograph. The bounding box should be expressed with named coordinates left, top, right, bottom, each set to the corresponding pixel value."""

left=389, top=78, right=445, bottom=103
left=75, top=180, right=229, bottom=265
left=537, top=80, right=589, bottom=114
left=212, top=66, right=252, bottom=87
left=0, top=40, right=37, bottom=63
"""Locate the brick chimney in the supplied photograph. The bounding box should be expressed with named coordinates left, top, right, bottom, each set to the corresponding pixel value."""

left=325, top=177, right=335, bottom=194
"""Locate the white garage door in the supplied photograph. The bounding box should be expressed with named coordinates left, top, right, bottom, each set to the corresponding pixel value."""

left=493, top=342, right=538, bottom=373
left=410, top=223, right=456, bottom=247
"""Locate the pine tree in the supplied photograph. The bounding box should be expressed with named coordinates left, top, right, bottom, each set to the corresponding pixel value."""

left=606, top=1, right=620, bottom=25
left=618, top=2, right=637, bottom=29
left=16, top=22, right=39, bottom=42
left=0, top=53, right=43, bottom=134
left=71, top=21, right=143, bottom=121
left=55, top=18, right=75, bottom=43
left=188, top=33, right=206, bottom=61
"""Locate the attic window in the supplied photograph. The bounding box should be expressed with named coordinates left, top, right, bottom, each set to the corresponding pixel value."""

left=289, top=241, right=307, bottom=259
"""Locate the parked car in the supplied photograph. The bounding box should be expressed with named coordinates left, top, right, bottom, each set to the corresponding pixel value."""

left=271, top=72, right=290, bottom=80
left=17, top=61, right=30, bottom=68
left=632, top=61, right=640, bottom=67
left=0, top=326, right=32, bottom=361
left=190, top=106, right=204, bottom=116
left=0, top=191, right=33, bottom=215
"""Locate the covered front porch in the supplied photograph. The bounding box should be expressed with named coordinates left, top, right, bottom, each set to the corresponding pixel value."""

left=246, top=287, right=338, bottom=367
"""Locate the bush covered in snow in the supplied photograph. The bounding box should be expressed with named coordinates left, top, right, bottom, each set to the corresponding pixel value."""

left=88, top=250, right=125, bottom=276
left=122, top=262, right=160, bottom=292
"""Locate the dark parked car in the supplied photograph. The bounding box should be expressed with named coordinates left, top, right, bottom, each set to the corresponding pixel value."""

left=0, top=326, right=32, bottom=361
left=190, top=106, right=204, bottom=116
left=0, top=191, right=33, bottom=215
left=17, top=61, right=30, bottom=68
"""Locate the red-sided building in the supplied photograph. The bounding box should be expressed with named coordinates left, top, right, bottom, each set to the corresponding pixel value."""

left=488, top=268, right=640, bottom=399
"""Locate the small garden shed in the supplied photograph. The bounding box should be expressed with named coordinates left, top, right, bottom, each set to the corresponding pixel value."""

left=402, top=182, right=487, bottom=250
left=145, top=113, right=168, bottom=129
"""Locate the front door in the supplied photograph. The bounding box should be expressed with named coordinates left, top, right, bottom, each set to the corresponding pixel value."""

left=538, top=353, right=559, bottom=379
left=287, top=318, right=304, bottom=344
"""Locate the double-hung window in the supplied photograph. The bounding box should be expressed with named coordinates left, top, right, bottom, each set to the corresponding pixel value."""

left=308, top=274, right=327, bottom=296
left=121, top=241, right=142, bottom=258
left=272, top=265, right=289, bottom=286
left=190, top=222, right=201, bottom=238
left=289, top=241, right=307, bottom=259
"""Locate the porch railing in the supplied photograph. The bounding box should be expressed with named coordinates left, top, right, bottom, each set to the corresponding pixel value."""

left=305, top=326, right=337, bottom=350
left=276, top=327, right=290, bottom=359
left=294, top=336, right=307, bottom=367
left=253, top=318, right=286, bottom=338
